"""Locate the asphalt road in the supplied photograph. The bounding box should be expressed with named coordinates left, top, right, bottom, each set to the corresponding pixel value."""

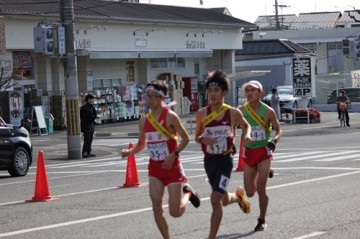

left=0, top=112, right=359, bottom=239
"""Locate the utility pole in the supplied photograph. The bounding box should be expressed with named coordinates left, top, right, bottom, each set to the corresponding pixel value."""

left=274, top=0, right=280, bottom=30
left=60, top=0, right=82, bottom=159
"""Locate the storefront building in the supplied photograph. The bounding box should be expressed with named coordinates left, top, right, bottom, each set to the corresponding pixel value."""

left=0, top=1, right=255, bottom=128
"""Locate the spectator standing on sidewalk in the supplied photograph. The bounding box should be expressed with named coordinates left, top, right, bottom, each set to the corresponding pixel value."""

left=270, top=88, right=281, bottom=121
left=195, top=70, right=252, bottom=239
left=240, top=80, right=282, bottom=231
left=121, top=80, right=200, bottom=239
left=80, top=94, right=97, bottom=158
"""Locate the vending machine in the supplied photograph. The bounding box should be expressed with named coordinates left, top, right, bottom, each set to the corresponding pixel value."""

left=182, top=77, right=199, bottom=112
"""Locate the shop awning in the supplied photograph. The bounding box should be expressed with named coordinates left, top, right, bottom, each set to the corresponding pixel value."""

left=89, top=50, right=213, bottom=59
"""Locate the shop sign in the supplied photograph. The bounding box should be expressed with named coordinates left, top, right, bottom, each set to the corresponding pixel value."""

left=186, top=40, right=205, bottom=49
left=135, top=38, right=147, bottom=47
left=292, top=57, right=312, bottom=97
left=76, top=39, right=91, bottom=49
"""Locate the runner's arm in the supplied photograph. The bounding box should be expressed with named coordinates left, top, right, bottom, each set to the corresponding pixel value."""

left=195, top=109, right=204, bottom=143
left=120, top=117, right=146, bottom=158
left=162, top=112, right=190, bottom=169
left=267, top=108, right=282, bottom=142
left=233, top=108, right=251, bottom=143
left=169, top=112, right=189, bottom=153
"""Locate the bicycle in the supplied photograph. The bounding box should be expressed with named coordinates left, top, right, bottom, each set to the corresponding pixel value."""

left=338, top=102, right=347, bottom=127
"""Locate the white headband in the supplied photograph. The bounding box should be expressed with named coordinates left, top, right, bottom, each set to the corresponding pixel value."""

left=208, top=82, right=220, bottom=87
left=145, top=85, right=165, bottom=97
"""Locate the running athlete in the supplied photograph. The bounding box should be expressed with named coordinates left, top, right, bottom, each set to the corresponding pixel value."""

left=240, top=80, right=282, bottom=232
left=195, top=70, right=252, bottom=239
left=121, top=80, right=200, bottom=239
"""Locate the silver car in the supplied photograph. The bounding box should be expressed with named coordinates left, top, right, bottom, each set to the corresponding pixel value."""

left=262, top=86, right=313, bottom=113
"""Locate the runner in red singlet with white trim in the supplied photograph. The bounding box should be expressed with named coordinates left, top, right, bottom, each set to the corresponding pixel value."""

left=121, top=80, right=200, bottom=239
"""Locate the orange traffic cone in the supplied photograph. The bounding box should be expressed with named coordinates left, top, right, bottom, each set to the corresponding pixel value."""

left=119, top=143, right=141, bottom=188
left=234, top=137, right=245, bottom=172
left=26, top=151, right=59, bottom=202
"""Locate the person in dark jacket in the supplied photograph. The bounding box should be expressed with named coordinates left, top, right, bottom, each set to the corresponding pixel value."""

left=80, top=94, right=97, bottom=158
left=336, top=89, right=351, bottom=127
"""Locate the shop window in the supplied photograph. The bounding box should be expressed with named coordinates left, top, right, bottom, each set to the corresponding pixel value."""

left=112, top=78, right=122, bottom=86
left=103, top=79, right=112, bottom=87
left=194, top=62, right=200, bottom=74
left=93, top=78, right=122, bottom=88
left=150, top=58, right=185, bottom=69
left=94, top=79, right=102, bottom=88
left=176, top=58, right=185, bottom=68
left=168, top=58, right=176, bottom=68
left=158, top=59, right=167, bottom=68
left=151, top=59, right=158, bottom=68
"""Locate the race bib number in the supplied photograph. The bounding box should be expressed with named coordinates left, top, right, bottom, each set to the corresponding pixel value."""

left=251, top=126, right=266, bottom=141
left=218, top=174, right=230, bottom=191
left=148, top=142, right=169, bottom=161
left=206, top=136, right=228, bottom=154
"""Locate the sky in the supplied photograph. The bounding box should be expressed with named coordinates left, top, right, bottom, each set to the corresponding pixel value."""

left=139, top=0, right=360, bottom=23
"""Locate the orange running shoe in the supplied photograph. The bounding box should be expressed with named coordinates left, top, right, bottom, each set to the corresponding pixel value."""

left=236, top=187, right=250, bottom=214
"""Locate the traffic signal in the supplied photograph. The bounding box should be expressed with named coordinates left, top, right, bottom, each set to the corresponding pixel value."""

left=44, top=26, right=54, bottom=55
left=354, top=40, right=360, bottom=61
left=342, top=39, right=350, bottom=55
left=33, top=25, right=54, bottom=55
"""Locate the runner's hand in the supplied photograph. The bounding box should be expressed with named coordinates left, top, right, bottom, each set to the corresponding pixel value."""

left=201, top=137, right=216, bottom=145
left=267, top=140, right=277, bottom=152
left=244, top=136, right=252, bottom=144
left=162, top=155, right=175, bottom=169
left=120, top=149, right=130, bottom=158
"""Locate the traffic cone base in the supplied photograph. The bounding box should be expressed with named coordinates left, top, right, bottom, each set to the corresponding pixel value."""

left=26, top=196, right=59, bottom=202
left=234, top=137, right=245, bottom=172
left=26, top=150, right=59, bottom=202
left=118, top=143, right=142, bottom=188
left=118, top=182, right=142, bottom=188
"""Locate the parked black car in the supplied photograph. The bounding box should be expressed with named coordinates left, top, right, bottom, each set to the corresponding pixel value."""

left=0, top=117, right=33, bottom=177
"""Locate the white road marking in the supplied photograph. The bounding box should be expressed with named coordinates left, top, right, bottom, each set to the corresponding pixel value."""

left=0, top=170, right=359, bottom=237
left=314, top=153, right=360, bottom=162
left=274, top=151, right=327, bottom=160
left=291, top=231, right=326, bottom=239
left=276, top=151, right=355, bottom=162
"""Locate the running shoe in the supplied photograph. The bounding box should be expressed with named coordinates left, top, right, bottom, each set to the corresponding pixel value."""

left=235, top=187, right=250, bottom=214
left=269, top=169, right=274, bottom=178
left=254, top=218, right=267, bottom=231
left=183, top=185, right=201, bottom=208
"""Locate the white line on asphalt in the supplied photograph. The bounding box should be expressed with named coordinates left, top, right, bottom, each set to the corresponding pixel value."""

left=271, top=166, right=360, bottom=170
left=314, top=153, right=360, bottom=162
left=273, top=151, right=327, bottom=160
left=267, top=170, right=360, bottom=190
left=0, top=170, right=359, bottom=237
left=290, top=231, right=326, bottom=239
left=0, top=172, right=103, bottom=187
left=0, top=207, right=154, bottom=238
left=276, top=151, right=356, bottom=162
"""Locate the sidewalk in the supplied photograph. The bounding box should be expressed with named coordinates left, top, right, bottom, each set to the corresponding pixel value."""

left=31, top=111, right=359, bottom=162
